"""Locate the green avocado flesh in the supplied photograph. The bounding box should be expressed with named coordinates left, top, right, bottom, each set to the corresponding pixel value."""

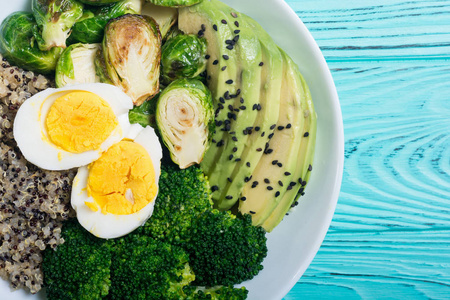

left=179, top=0, right=317, bottom=231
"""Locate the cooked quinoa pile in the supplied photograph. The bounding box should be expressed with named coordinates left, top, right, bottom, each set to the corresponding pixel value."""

left=0, top=55, right=75, bottom=294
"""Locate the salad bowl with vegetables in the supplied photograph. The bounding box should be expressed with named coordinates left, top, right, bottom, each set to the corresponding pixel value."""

left=0, top=0, right=343, bottom=299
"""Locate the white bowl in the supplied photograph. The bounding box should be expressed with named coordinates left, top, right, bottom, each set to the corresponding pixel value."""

left=0, top=0, right=343, bottom=299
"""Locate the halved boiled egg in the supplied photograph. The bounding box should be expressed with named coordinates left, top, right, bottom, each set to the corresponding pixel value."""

left=71, top=125, right=163, bottom=239
left=13, top=83, right=134, bottom=170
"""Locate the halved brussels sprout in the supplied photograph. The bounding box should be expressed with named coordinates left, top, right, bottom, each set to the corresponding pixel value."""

left=78, top=0, right=121, bottom=5
left=145, top=0, right=203, bottom=8
left=69, top=0, right=142, bottom=44
left=55, top=43, right=101, bottom=88
left=141, top=2, right=177, bottom=39
left=161, top=34, right=207, bottom=85
left=156, top=78, right=214, bottom=169
left=0, top=12, right=63, bottom=74
left=103, top=14, right=161, bottom=105
left=31, top=0, right=84, bottom=50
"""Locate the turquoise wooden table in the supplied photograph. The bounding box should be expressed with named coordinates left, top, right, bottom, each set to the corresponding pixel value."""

left=283, top=0, right=450, bottom=299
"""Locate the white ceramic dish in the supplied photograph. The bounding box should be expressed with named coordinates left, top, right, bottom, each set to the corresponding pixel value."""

left=0, top=0, right=343, bottom=299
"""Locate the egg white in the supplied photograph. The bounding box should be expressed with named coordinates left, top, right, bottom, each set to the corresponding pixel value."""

left=13, top=83, right=134, bottom=171
left=71, top=125, right=163, bottom=239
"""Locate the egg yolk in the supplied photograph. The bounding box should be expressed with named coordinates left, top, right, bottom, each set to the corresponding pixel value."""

left=86, top=140, right=157, bottom=215
left=46, top=91, right=118, bottom=153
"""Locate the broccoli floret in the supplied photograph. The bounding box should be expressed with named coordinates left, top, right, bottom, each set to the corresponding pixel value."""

left=184, top=285, right=249, bottom=300
left=109, top=233, right=195, bottom=300
left=186, top=210, right=268, bottom=286
left=42, top=220, right=111, bottom=300
left=137, top=163, right=213, bottom=245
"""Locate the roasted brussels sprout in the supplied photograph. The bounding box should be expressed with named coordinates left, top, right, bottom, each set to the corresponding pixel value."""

left=141, top=2, right=177, bottom=39
left=69, top=0, right=142, bottom=44
left=161, top=34, right=207, bottom=85
left=103, top=14, right=161, bottom=105
left=156, top=78, right=214, bottom=169
left=78, top=0, right=121, bottom=5
left=55, top=43, right=101, bottom=88
left=129, top=97, right=158, bottom=128
left=0, top=12, right=63, bottom=74
left=31, top=0, right=84, bottom=50
left=145, top=0, right=203, bottom=8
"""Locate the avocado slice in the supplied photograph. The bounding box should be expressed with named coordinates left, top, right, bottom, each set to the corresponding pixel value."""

left=260, top=50, right=317, bottom=232
left=179, top=0, right=239, bottom=177
left=213, top=13, right=283, bottom=207
left=180, top=0, right=265, bottom=210
left=239, top=49, right=316, bottom=229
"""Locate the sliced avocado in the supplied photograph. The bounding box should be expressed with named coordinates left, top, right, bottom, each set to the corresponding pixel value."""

left=239, top=49, right=316, bottom=228
left=179, top=0, right=239, bottom=176
left=213, top=13, right=283, bottom=207
left=180, top=0, right=265, bottom=210
left=261, top=50, right=317, bottom=232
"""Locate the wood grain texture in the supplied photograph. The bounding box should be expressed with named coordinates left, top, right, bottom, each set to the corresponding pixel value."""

left=284, top=0, right=450, bottom=299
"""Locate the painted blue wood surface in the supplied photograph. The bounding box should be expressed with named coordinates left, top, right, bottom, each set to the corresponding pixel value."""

left=283, top=0, right=450, bottom=299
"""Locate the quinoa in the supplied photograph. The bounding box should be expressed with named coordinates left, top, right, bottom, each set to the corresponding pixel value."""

left=0, top=54, right=75, bottom=294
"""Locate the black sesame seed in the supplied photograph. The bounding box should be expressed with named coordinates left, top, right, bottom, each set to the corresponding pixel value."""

left=252, top=104, right=258, bottom=110
left=268, top=133, right=274, bottom=139
left=201, top=24, right=206, bottom=30
left=286, top=123, right=292, bottom=129
left=277, top=163, right=283, bottom=167
left=226, top=79, right=233, bottom=84
left=228, top=104, right=234, bottom=111
left=239, top=105, right=246, bottom=110
left=235, top=158, right=241, bottom=162
left=234, top=29, right=241, bottom=34
left=275, top=191, right=281, bottom=197
left=266, top=149, right=273, bottom=154
left=270, top=124, right=276, bottom=130
left=241, top=196, right=247, bottom=201
left=217, top=140, right=224, bottom=147
left=226, top=45, right=234, bottom=50
left=249, top=211, right=255, bottom=214
left=219, top=97, right=225, bottom=103
left=211, top=185, right=219, bottom=192
left=221, top=66, right=227, bottom=71
left=223, top=55, right=229, bottom=60
left=213, top=60, right=219, bottom=65
left=287, top=185, right=293, bottom=191
left=233, top=35, right=240, bottom=43
left=256, top=148, right=262, bottom=152
left=228, top=177, right=232, bottom=183
left=299, top=187, right=305, bottom=194
left=198, top=30, right=204, bottom=37
left=308, top=164, right=313, bottom=171
left=244, top=176, right=251, bottom=182
left=261, top=132, right=265, bottom=137
left=246, top=162, right=251, bottom=167
left=225, top=39, right=233, bottom=44
left=240, top=97, right=244, bottom=103
left=232, top=147, right=237, bottom=152
left=304, top=132, right=310, bottom=137
left=264, top=178, right=270, bottom=184
left=278, top=180, right=284, bottom=186
left=271, top=160, right=278, bottom=165
left=235, top=21, right=239, bottom=27
left=278, top=126, right=285, bottom=130
left=290, top=182, right=296, bottom=186
left=267, top=186, right=273, bottom=191
left=225, top=195, right=233, bottom=199
left=285, top=172, right=292, bottom=176
left=231, top=12, right=238, bottom=18
left=221, top=19, right=227, bottom=24
left=232, top=136, right=238, bottom=142
left=255, top=126, right=260, bottom=131
left=229, top=154, right=234, bottom=160
left=259, top=62, right=264, bottom=66
left=213, top=24, right=218, bottom=31
left=302, top=180, right=307, bottom=186
left=205, top=54, right=210, bottom=59
left=224, top=91, right=231, bottom=99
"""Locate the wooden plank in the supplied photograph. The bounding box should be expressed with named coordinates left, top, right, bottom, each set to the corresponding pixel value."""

left=287, top=0, right=450, bottom=60
left=284, top=229, right=450, bottom=299
left=326, top=59, right=450, bottom=232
